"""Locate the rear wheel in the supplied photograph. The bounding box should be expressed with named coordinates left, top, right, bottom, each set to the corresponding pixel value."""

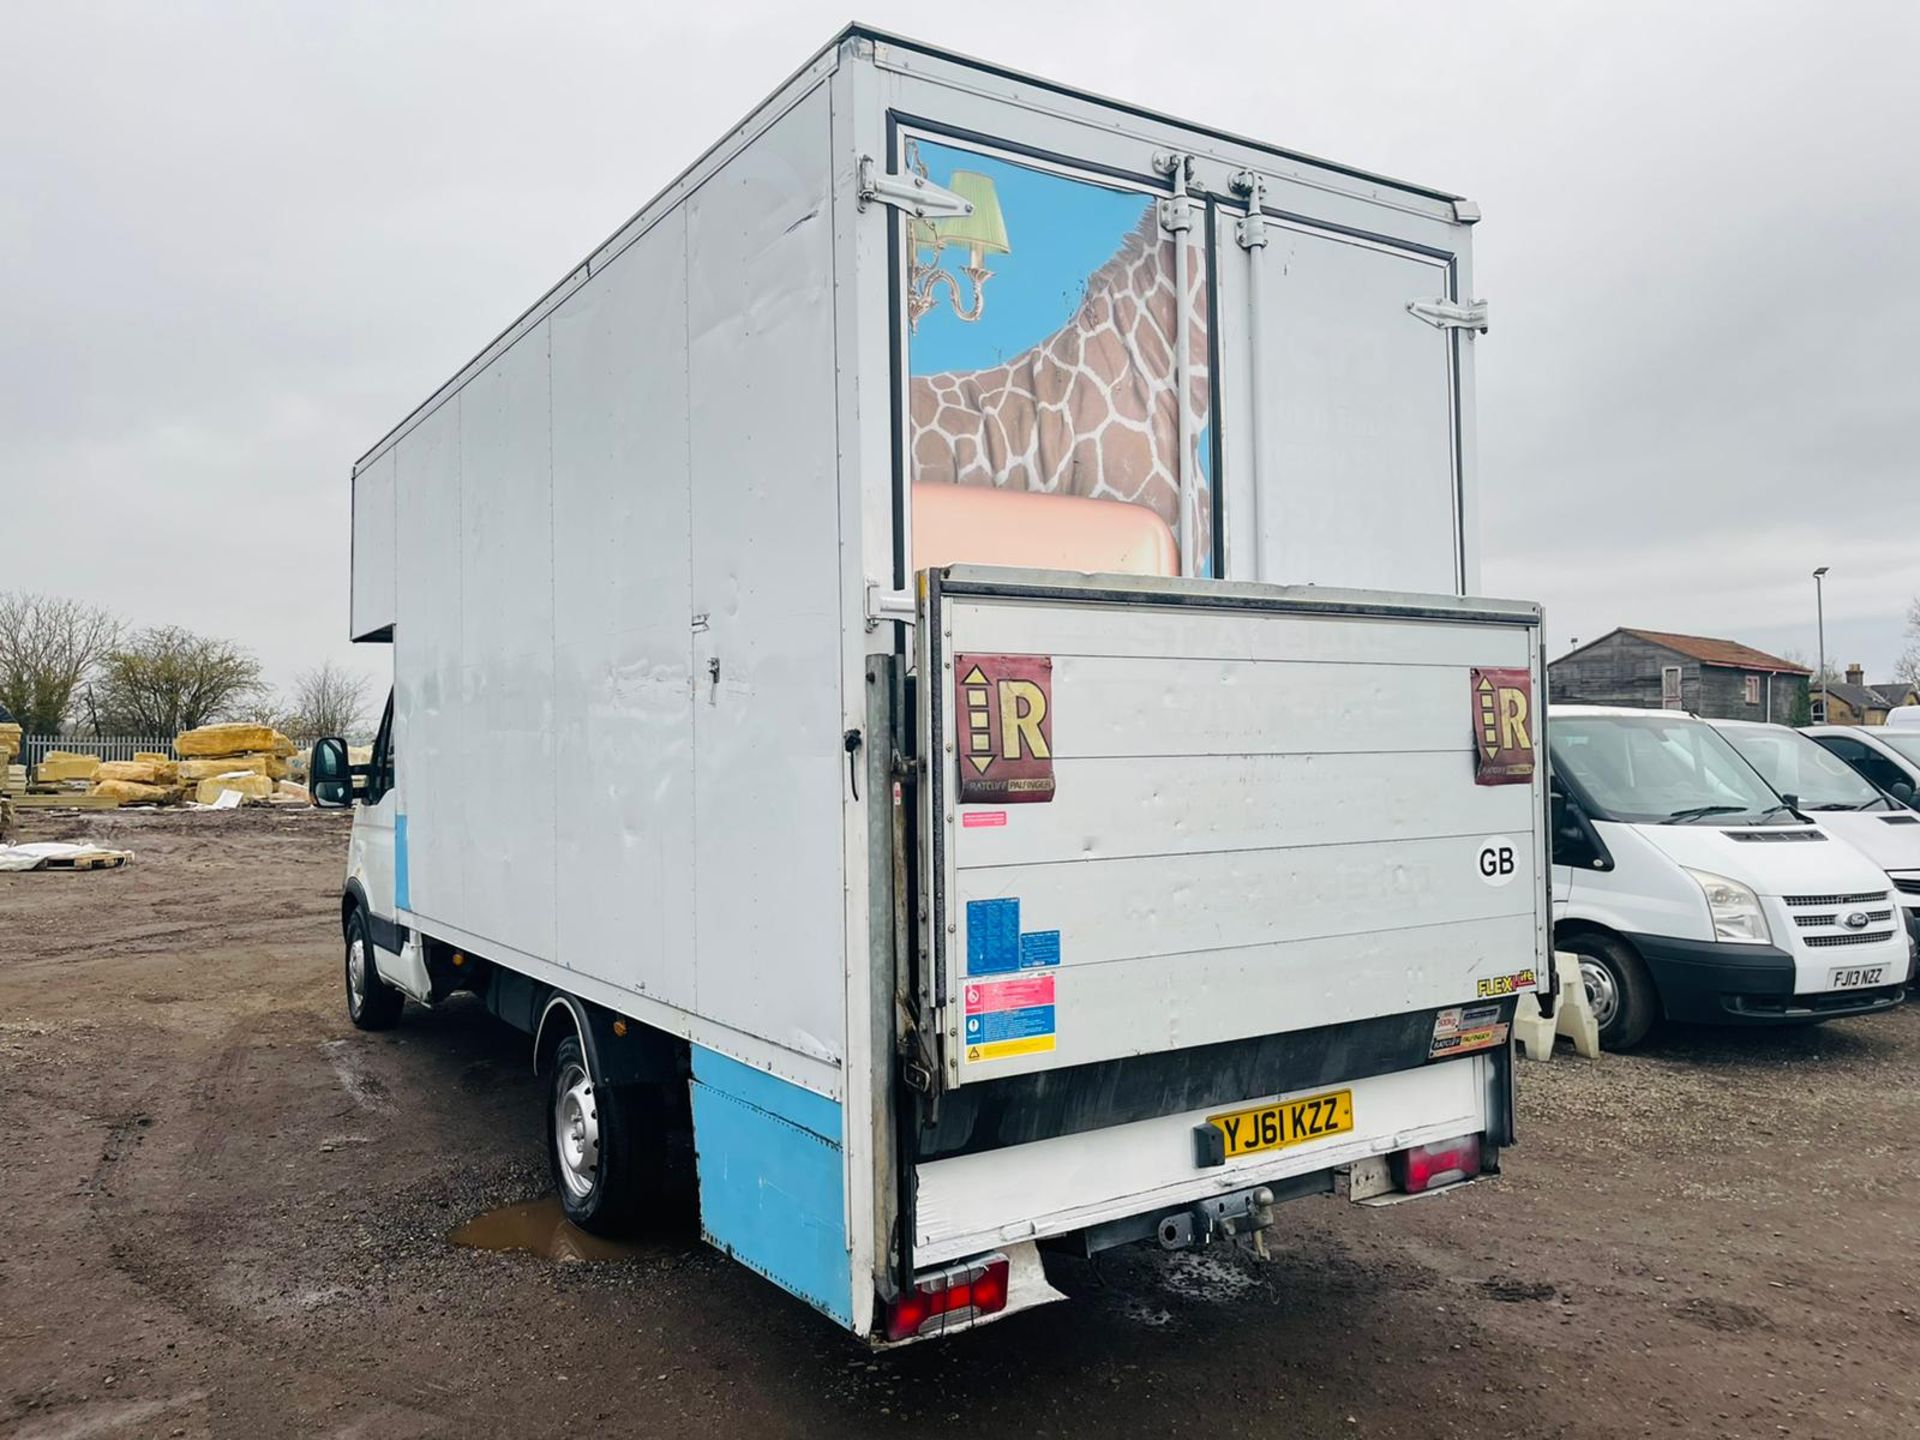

left=547, top=1034, right=646, bottom=1236
left=345, top=908, right=404, bottom=1031
left=1566, top=931, right=1657, bottom=1049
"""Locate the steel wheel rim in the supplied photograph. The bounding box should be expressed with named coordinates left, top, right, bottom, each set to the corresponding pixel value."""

left=1580, top=956, right=1619, bottom=1029
left=346, top=936, right=367, bottom=1016
left=553, top=1061, right=600, bottom=1200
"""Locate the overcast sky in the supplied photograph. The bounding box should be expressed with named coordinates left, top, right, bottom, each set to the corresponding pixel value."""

left=5, top=1, right=1916, bottom=714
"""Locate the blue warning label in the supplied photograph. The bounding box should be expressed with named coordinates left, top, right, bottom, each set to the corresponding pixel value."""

left=966, top=898, right=1021, bottom=976
left=1019, top=930, right=1060, bottom=969
left=964, top=1004, right=1057, bottom=1045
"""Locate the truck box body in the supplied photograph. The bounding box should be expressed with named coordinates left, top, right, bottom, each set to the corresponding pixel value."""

left=341, top=26, right=1546, bottom=1340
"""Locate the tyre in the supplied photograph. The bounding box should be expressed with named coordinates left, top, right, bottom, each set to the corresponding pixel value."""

left=1565, top=931, right=1657, bottom=1049
left=344, top=907, right=405, bottom=1031
left=547, top=1033, right=648, bottom=1236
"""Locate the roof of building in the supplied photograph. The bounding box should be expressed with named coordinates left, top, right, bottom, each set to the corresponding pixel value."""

left=1553, top=627, right=1811, bottom=674
left=1823, top=681, right=1889, bottom=713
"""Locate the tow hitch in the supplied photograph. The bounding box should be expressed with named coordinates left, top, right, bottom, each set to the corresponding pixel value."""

left=1157, top=1184, right=1277, bottom=1255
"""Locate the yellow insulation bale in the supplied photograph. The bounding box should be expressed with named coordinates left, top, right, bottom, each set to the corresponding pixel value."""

left=96, top=758, right=180, bottom=785
left=274, top=781, right=312, bottom=804
left=196, top=772, right=276, bottom=805
left=91, top=778, right=177, bottom=806
left=36, top=754, right=101, bottom=782
left=133, top=751, right=171, bottom=764
left=178, top=753, right=287, bottom=782
left=175, top=723, right=296, bottom=758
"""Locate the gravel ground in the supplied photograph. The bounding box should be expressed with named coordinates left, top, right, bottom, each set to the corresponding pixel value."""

left=2, top=807, right=1916, bottom=1438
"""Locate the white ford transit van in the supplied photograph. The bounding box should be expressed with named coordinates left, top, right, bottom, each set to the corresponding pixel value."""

left=1549, top=706, right=1912, bottom=1048
left=1710, top=718, right=1920, bottom=940
left=1804, top=724, right=1920, bottom=810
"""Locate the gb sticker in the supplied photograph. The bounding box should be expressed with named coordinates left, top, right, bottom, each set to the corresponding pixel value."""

left=1475, top=835, right=1519, bottom=887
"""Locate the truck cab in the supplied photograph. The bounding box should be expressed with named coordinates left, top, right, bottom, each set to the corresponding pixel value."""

left=1549, top=705, right=1912, bottom=1047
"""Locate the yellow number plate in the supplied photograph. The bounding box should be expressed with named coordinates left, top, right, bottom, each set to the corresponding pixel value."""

left=1207, top=1089, right=1354, bottom=1159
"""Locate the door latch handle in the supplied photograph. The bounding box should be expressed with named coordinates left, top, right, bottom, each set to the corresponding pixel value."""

left=844, top=727, right=863, bottom=801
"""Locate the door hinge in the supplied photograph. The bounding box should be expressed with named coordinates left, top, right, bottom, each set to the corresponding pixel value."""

left=1230, top=170, right=1269, bottom=250
left=1407, top=297, right=1490, bottom=334
left=857, top=156, right=973, bottom=219
left=864, top=579, right=917, bottom=631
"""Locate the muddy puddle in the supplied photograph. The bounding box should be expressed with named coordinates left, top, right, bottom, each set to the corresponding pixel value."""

left=449, top=1196, right=647, bottom=1263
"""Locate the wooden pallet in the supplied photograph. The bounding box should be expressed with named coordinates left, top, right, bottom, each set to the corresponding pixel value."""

left=38, top=850, right=129, bottom=870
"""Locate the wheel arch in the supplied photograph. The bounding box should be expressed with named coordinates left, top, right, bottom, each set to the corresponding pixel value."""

left=1553, top=915, right=1637, bottom=951
left=342, top=878, right=370, bottom=936
left=532, top=991, right=686, bottom=1088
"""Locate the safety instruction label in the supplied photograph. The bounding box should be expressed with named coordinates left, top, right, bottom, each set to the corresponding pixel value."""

left=965, top=974, right=1055, bottom=1015
left=964, top=899, right=1063, bottom=976
left=961, top=929, right=1060, bottom=1064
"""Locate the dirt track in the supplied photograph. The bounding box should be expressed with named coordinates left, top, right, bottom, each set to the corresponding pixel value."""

left=2, top=808, right=1917, bottom=1438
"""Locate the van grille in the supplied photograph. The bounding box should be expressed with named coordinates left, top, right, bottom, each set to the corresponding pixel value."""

left=1894, top=876, right=1920, bottom=896
left=1783, top=891, right=1898, bottom=953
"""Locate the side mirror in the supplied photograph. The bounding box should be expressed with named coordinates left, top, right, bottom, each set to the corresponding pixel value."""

left=1893, top=780, right=1916, bottom=806
left=310, top=737, right=353, bottom=808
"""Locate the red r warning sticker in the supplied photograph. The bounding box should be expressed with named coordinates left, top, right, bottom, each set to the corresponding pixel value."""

left=1471, top=667, right=1535, bottom=786
left=954, top=654, right=1055, bottom=804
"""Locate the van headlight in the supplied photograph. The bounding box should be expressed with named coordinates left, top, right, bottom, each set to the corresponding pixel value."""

left=1682, top=868, right=1772, bottom=944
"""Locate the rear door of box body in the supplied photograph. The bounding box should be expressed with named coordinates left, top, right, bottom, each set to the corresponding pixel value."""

left=849, top=45, right=1511, bottom=1273
left=906, top=569, right=1546, bottom=1265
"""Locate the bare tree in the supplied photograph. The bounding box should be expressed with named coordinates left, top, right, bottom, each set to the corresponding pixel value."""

left=1898, top=599, right=1920, bottom=688
left=93, top=626, right=266, bottom=735
left=0, top=592, right=123, bottom=733
left=281, top=660, right=372, bottom=744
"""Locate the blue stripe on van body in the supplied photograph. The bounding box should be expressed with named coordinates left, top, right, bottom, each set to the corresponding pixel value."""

left=689, top=1047, right=851, bottom=1326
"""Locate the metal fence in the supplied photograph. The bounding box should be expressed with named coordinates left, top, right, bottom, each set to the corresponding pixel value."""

left=21, top=734, right=178, bottom=769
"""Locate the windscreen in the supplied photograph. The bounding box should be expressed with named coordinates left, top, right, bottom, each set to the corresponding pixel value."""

left=1872, top=731, right=1920, bottom=767
left=1717, top=725, right=1891, bottom=810
left=1549, top=713, right=1783, bottom=824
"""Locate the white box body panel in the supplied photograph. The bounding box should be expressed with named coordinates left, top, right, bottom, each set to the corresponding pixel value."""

left=922, top=574, right=1547, bottom=1088
left=350, top=450, right=396, bottom=640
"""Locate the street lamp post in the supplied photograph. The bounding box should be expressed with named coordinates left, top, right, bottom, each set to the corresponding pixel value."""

left=1813, top=566, right=1830, bottom=723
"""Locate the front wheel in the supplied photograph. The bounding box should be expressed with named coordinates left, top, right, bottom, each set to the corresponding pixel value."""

left=345, top=909, right=404, bottom=1031
left=1566, top=932, right=1657, bottom=1049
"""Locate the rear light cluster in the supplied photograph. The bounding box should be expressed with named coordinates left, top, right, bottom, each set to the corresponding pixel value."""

left=884, top=1254, right=1010, bottom=1341
left=1393, top=1133, right=1483, bottom=1195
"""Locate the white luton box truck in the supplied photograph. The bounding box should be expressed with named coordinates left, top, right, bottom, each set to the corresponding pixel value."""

left=313, top=24, right=1550, bottom=1343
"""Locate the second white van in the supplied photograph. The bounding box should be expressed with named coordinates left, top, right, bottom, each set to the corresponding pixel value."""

left=1709, top=718, right=1920, bottom=941
left=1549, top=705, right=1912, bottom=1048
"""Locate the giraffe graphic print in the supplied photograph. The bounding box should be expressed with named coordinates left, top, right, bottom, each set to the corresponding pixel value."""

left=909, top=208, right=1212, bottom=540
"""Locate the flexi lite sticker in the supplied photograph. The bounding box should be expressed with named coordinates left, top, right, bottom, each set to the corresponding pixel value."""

left=1476, top=968, right=1538, bottom=999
